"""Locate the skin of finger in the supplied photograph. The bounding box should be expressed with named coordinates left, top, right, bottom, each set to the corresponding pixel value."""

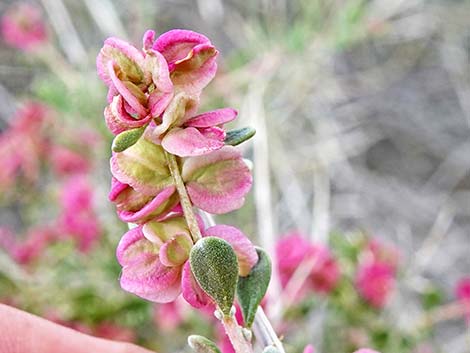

left=0, top=304, right=155, bottom=353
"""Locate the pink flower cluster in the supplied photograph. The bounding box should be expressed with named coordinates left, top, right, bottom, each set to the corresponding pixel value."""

left=355, top=238, right=398, bottom=308
left=46, top=312, right=136, bottom=343
left=455, top=277, right=470, bottom=322
left=1, top=2, right=48, bottom=51
left=57, top=175, right=101, bottom=252
left=276, top=232, right=340, bottom=297
left=0, top=102, right=50, bottom=190
left=0, top=102, right=102, bottom=263
left=97, top=30, right=256, bottom=308
left=97, top=29, right=236, bottom=157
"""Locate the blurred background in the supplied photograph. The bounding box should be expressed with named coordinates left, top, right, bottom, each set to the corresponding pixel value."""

left=0, top=1, right=469, bottom=353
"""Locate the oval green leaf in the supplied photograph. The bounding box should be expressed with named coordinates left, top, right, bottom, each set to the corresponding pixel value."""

left=112, top=126, right=146, bottom=152
left=236, top=247, right=272, bottom=328
left=224, top=127, right=256, bottom=146
left=189, top=237, right=239, bottom=316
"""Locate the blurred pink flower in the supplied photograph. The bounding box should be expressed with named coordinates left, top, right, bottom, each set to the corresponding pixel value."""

left=356, top=238, right=398, bottom=308
left=0, top=227, right=16, bottom=257
left=355, top=261, right=395, bottom=308
left=455, top=276, right=470, bottom=322
left=153, top=299, right=188, bottom=332
left=353, top=350, right=381, bottom=353
left=12, top=226, right=56, bottom=265
left=57, top=175, right=101, bottom=252
left=94, top=322, right=136, bottom=342
left=276, top=232, right=340, bottom=297
left=1, top=2, right=48, bottom=51
left=366, top=238, right=400, bottom=271
left=0, top=102, right=51, bottom=190
left=49, top=146, right=91, bottom=176
left=303, top=344, right=315, bottom=353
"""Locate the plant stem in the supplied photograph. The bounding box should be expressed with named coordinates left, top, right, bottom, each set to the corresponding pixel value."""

left=221, top=313, right=253, bottom=353
left=165, top=151, right=201, bottom=243
left=252, top=307, right=286, bottom=353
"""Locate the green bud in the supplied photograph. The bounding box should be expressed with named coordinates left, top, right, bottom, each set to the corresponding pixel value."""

left=190, top=237, right=239, bottom=316
left=237, top=247, right=272, bottom=328
left=224, top=127, right=256, bottom=146
left=112, top=126, right=146, bottom=152
left=188, top=335, right=222, bottom=353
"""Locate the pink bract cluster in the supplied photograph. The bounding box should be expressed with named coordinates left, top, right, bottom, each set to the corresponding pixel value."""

left=355, top=239, right=398, bottom=308
left=1, top=2, right=48, bottom=51
left=276, top=232, right=340, bottom=297
left=97, top=30, right=256, bottom=308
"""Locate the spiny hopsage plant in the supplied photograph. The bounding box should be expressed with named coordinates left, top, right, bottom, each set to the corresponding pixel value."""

left=97, top=29, right=379, bottom=353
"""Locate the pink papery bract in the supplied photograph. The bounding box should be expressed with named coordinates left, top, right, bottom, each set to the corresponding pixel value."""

left=181, top=261, right=212, bottom=308
left=109, top=178, right=178, bottom=224
left=96, top=37, right=145, bottom=90
left=182, top=146, right=252, bottom=214
left=104, top=95, right=153, bottom=135
left=152, top=29, right=218, bottom=95
left=97, top=36, right=174, bottom=134
left=110, top=137, right=173, bottom=195
left=116, top=226, right=183, bottom=302
left=161, top=108, right=237, bottom=157
left=204, top=225, right=258, bottom=276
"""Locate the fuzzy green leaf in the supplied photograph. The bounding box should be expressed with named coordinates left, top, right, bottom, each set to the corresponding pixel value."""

left=188, top=335, right=222, bottom=353
left=189, top=237, right=239, bottom=316
left=112, top=126, right=146, bottom=152
left=224, top=127, right=256, bottom=146
left=237, top=247, right=271, bottom=327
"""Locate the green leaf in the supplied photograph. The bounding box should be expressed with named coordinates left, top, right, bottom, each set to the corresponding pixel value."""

left=112, top=126, right=146, bottom=152
left=188, top=335, right=222, bottom=353
left=224, top=127, right=256, bottom=146
left=237, top=247, right=271, bottom=328
left=190, top=237, right=239, bottom=316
